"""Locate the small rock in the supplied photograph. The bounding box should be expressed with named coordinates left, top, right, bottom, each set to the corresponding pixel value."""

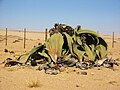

left=103, top=63, right=113, bottom=68
left=13, top=40, right=20, bottom=43
left=59, top=67, right=65, bottom=72
left=75, top=62, right=81, bottom=68
left=80, top=63, right=88, bottom=70
left=38, top=43, right=42, bottom=45
left=91, top=72, right=94, bottom=75
left=45, top=69, right=60, bottom=75
left=76, top=85, right=79, bottom=87
left=97, top=68, right=101, bottom=70
left=81, top=71, right=87, bottom=75
left=4, top=49, right=9, bottom=52
left=31, top=61, right=37, bottom=66
left=108, top=81, right=117, bottom=85
left=34, top=66, right=40, bottom=70
left=72, top=70, right=76, bottom=72
left=76, top=71, right=80, bottom=74
left=66, top=71, right=69, bottom=73
left=37, top=64, right=49, bottom=71
left=9, top=51, right=15, bottom=54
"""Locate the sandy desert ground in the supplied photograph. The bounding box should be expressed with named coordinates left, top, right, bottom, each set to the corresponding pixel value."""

left=0, top=30, right=120, bottom=90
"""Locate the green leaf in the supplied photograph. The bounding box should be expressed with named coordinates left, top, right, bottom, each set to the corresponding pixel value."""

left=87, top=34, right=99, bottom=45
left=63, top=32, right=74, bottom=55
left=98, top=37, right=107, bottom=50
left=45, top=33, right=64, bottom=63
left=73, top=43, right=86, bottom=61
left=76, top=36, right=82, bottom=45
left=96, top=44, right=108, bottom=60
left=96, top=37, right=108, bottom=60
left=77, top=29, right=99, bottom=37
left=18, top=45, right=44, bottom=64
left=84, top=44, right=96, bottom=61
left=38, top=51, right=51, bottom=63
left=75, top=29, right=100, bottom=46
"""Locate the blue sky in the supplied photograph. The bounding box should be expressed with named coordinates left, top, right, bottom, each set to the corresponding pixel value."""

left=0, top=0, right=120, bottom=33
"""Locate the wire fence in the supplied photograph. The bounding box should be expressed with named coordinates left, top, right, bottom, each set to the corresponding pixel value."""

left=0, top=28, right=48, bottom=49
left=0, top=28, right=120, bottom=49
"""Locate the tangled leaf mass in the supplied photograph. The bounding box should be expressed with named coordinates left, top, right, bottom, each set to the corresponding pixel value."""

left=2, top=24, right=119, bottom=75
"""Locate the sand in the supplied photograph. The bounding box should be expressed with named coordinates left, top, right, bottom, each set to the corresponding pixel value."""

left=0, top=30, right=120, bottom=90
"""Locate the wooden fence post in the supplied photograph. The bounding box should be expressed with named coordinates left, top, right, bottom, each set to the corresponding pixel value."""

left=45, top=28, right=48, bottom=41
left=24, top=28, right=26, bottom=49
left=112, top=32, right=114, bottom=48
left=5, top=28, right=7, bottom=46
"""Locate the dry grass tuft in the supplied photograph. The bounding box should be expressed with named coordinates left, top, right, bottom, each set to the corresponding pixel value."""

left=27, top=78, right=41, bottom=88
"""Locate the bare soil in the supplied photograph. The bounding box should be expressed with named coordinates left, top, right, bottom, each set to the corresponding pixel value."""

left=0, top=30, right=120, bottom=90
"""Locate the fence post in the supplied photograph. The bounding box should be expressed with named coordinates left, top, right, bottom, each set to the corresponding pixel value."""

left=45, top=28, right=48, bottom=41
left=5, top=28, right=7, bottom=46
left=112, top=32, right=114, bottom=48
left=24, top=28, right=26, bottom=49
